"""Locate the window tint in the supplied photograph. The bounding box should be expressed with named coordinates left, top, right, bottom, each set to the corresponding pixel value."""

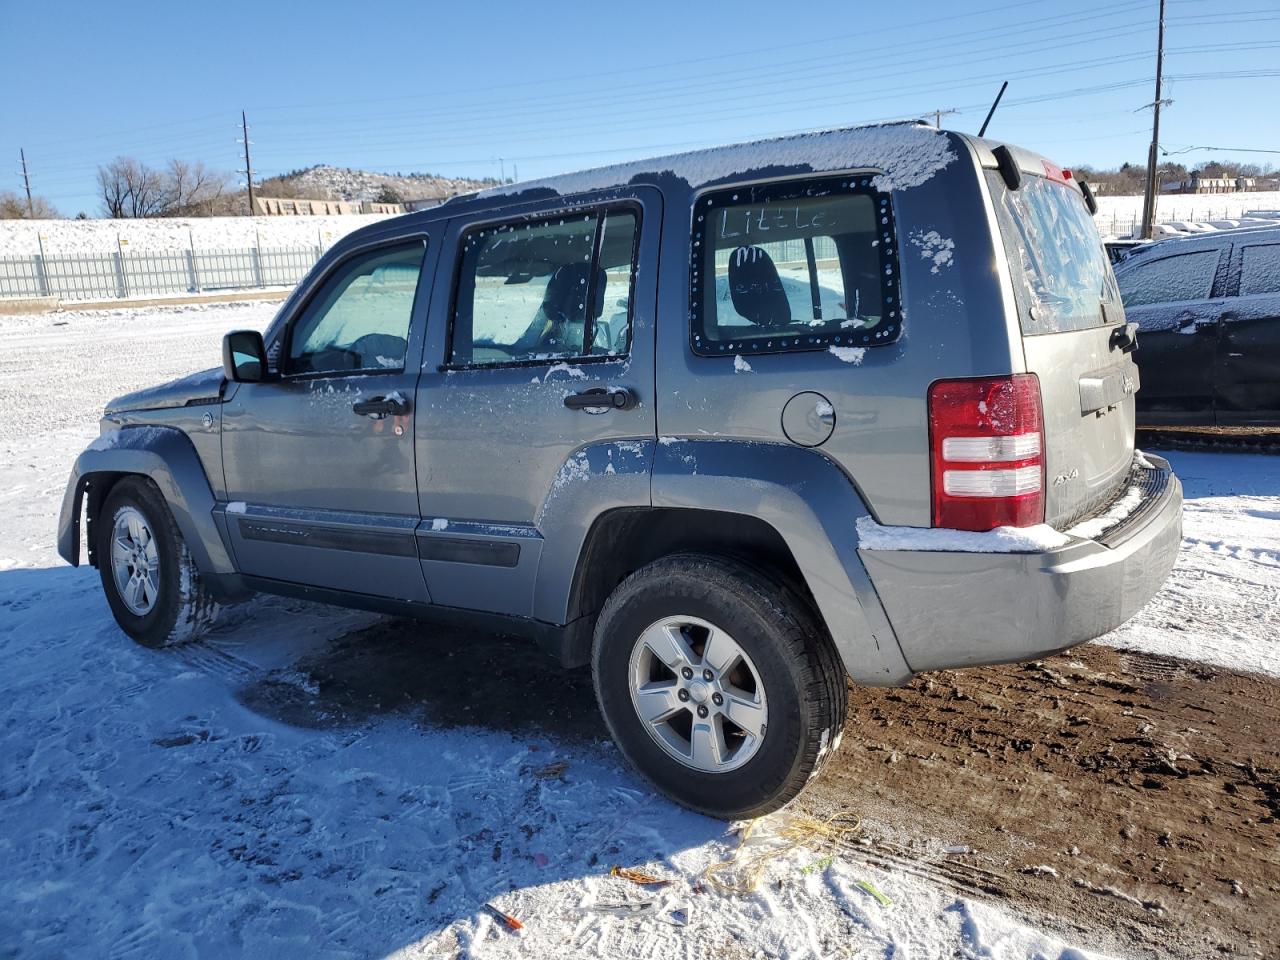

left=1240, top=244, right=1280, bottom=296
left=450, top=209, right=639, bottom=366
left=1118, top=250, right=1219, bottom=308
left=286, top=241, right=424, bottom=375
left=691, top=180, right=899, bottom=355
left=988, top=172, right=1118, bottom=334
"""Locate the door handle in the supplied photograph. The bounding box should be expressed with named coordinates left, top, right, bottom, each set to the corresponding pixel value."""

left=352, top=394, right=410, bottom=419
left=563, top=387, right=637, bottom=411
left=1194, top=319, right=1218, bottom=334
left=1109, top=322, right=1139, bottom=354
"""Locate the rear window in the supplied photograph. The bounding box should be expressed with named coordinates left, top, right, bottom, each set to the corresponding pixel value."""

left=690, top=176, right=902, bottom=356
left=989, top=172, right=1120, bottom=335
left=1240, top=243, right=1280, bottom=296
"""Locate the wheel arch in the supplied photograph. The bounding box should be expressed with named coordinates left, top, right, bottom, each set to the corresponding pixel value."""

left=544, top=440, right=912, bottom=685
left=58, top=426, right=237, bottom=583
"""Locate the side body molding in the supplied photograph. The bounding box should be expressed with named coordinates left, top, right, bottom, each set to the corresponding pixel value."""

left=651, top=439, right=912, bottom=686
left=57, top=426, right=236, bottom=579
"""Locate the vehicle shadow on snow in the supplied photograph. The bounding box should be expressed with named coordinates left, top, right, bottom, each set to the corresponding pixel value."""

left=235, top=615, right=604, bottom=741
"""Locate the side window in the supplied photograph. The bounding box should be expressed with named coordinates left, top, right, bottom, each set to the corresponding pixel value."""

left=286, top=241, right=425, bottom=375
left=1118, top=250, right=1219, bottom=308
left=450, top=208, right=639, bottom=366
left=691, top=176, right=900, bottom=356
left=1239, top=244, right=1280, bottom=297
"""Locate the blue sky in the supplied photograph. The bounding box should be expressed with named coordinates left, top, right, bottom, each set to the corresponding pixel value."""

left=2, top=0, right=1277, bottom=215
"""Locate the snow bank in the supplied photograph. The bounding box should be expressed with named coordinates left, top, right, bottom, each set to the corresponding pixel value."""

left=0, top=214, right=391, bottom=257
left=856, top=515, right=1070, bottom=553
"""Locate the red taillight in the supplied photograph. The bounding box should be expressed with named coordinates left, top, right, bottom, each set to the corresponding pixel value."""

left=928, top=374, right=1045, bottom=531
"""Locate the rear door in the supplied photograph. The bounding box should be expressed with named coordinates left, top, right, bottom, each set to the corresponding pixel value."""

left=987, top=169, right=1139, bottom=527
left=1217, top=239, right=1280, bottom=424
left=412, top=189, right=660, bottom=616
left=1116, top=246, right=1228, bottom=424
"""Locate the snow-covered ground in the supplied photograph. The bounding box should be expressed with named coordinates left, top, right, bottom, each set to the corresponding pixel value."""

left=2, top=301, right=1277, bottom=957
left=1093, top=190, right=1280, bottom=237
left=0, top=216, right=392, bottom=257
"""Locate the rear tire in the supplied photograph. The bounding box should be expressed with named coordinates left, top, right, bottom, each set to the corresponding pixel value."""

left=96, top=476, right=220, bottom=648
left=591, top=554, right=847, bottom=819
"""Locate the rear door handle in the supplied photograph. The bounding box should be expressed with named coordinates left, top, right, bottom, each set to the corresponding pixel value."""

left=352, top=394, right=410, bottom=419
left=563, top=387, right=637, bottom=411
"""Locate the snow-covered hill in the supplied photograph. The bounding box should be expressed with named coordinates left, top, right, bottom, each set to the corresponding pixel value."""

left=276, top=166, right=497, bottom=203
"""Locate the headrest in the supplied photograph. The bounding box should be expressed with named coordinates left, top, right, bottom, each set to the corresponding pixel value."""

left=542, top=261, right=608, bottom=322
left=727, top=246, right=790, bottom=326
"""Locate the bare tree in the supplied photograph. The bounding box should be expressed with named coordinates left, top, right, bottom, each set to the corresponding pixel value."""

left=97, top=161, right=130, bottom=217
left=97, top=157, right=167, bottom=218
left=0, top=190, right=59, bottom=219
left=97, top=156, right=231, bottom=218
left=164, top=159, right=229, bottom=215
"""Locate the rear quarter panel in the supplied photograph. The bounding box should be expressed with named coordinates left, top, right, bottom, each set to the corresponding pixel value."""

left=654, top=136, right=1021, bottom=526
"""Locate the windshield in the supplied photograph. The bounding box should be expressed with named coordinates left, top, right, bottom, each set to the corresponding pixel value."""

left=988, top=171, right=1120, bottom=335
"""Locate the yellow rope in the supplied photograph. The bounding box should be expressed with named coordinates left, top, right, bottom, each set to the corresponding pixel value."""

left=701, top=812, right=862, bottom=894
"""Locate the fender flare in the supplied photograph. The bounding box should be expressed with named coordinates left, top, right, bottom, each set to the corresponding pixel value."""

left=650, top=439, right=912, bottom=686
left=57, top=425, right=236, bottom=578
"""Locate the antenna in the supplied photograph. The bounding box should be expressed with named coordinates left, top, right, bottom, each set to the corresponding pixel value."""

left=978, top=81, right=1009, bottom=138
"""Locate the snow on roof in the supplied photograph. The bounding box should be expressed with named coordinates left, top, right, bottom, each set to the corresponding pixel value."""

left=475, top=121, right=959, bottom=200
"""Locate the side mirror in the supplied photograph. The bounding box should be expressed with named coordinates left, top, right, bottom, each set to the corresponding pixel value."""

left=222, top=330, right=268, bottom=382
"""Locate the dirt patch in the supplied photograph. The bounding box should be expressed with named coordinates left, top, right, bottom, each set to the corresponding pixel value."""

left=802, top=644, right=1280, bottom=959
left=237, top=617, right=603, bottom=741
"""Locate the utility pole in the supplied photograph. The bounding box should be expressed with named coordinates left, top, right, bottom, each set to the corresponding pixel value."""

left=19, top=148, right=33, bottom=216
left=1140, top=0, right=1167, bottom=240
left=241, top=111, right=255, bottom=216
left=931, top=108, right=958, bottom=129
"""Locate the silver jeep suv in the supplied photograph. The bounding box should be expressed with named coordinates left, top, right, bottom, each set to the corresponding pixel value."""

left=58, top=123, right=1182, bottom=818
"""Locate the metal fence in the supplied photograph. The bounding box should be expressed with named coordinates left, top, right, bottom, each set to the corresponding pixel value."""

left=0, top=244, right=323, bottom=301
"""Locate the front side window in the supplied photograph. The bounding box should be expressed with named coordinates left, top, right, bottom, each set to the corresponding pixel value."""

left=690, top=177, right=901, bottom=355
left=450, top=208, right=639, bottom=366
left=1239, top=243, right=1280, bottom=297
left=1118, top=250, right=1220, bottom=309
left=286, top=241, right=425, bottom=375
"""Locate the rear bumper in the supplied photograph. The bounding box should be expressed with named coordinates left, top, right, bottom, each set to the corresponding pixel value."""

left=860, top=454, right=1182, bottom=673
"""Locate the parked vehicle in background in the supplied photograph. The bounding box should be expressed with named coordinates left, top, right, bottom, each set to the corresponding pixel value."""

left=1104, top=238, right=1150, bottom=264
left=1116, top=226, right=1280, bottom=425
left=58, top=123, right=1182, bottom=819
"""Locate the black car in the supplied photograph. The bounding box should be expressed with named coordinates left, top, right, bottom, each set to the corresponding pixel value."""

left=1115, top=226, right=1280, bottom=426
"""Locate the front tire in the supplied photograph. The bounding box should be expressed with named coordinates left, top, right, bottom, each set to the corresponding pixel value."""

left=592, top=554, right=847, bottom=819
left=96, top=476, right=220, bottom=648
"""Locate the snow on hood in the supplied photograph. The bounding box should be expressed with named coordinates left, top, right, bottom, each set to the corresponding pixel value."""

left=478, top=123, right=957, bottom=199
left=105, top=366, right=224, bottom=415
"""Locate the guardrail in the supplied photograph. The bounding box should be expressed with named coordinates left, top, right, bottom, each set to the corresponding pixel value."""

left=0, top=244, right=322, bottom=301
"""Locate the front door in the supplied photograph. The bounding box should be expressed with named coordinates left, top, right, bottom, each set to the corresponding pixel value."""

left=413, top=190, right=661, bottom=617
left=222, top=236, right=436, bottom=601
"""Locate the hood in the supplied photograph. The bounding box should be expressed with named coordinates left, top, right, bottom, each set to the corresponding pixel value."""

left=105, top=367, right=225, bottom=415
